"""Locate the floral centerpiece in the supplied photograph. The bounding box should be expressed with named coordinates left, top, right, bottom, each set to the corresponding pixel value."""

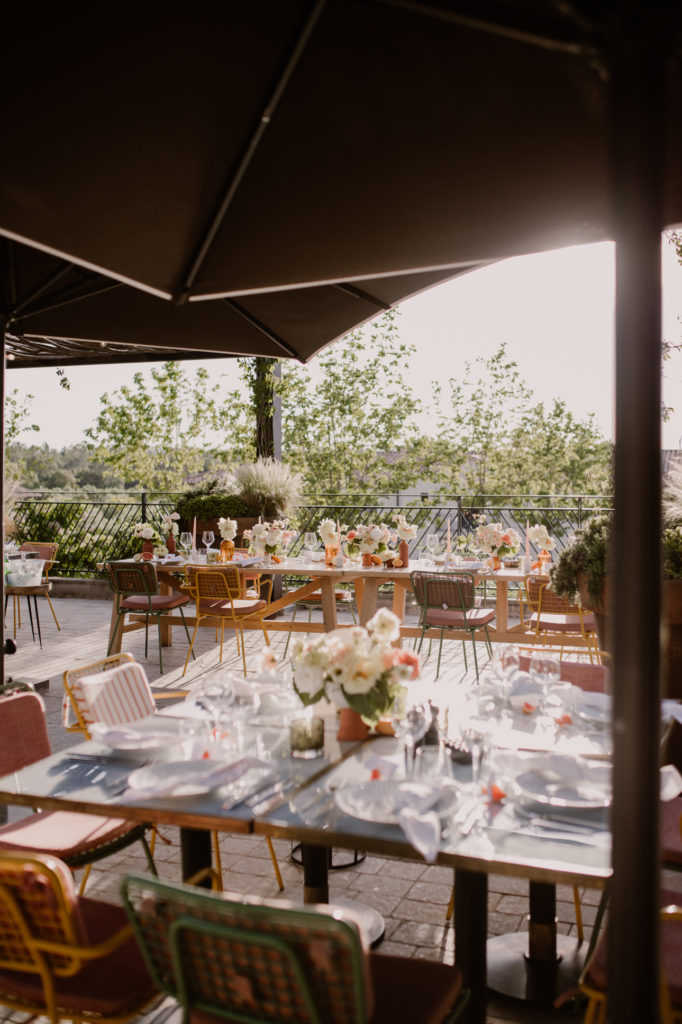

left=318, top=518, right=340, bottom=547
left=356, top=523, right=395, bottom=562
left=132, top=522, right=164, bottom=559
left=344, top=527, right=361, bottom=561
left=474, top=518, right=521, bottom=561
left=161, top=512, right=180, bottom=553
left=393, top=514, right=417, bottom=543
left=291, top=609, right=419, bottom=726
left=217, top=517, right=237, bottom=541
left=528, top=524, right=554, bottom=552
left=243, top=519, right=289, bottom=558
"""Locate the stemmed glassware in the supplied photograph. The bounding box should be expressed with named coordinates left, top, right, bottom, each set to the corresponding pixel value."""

left=391, top=700, right=432, bottom=777
left=458, top=692, right=495, bottom=792
left=492, top=644, right=521, bottom=700
left=528, top=652, right=561, bottom=721
left=303, top=532, right=318, bottom=558
left=202, top=530, right=215, bottom=560
left=179, top=531, right=193, bottom=558
left=425, top=533, right=440, bottom=560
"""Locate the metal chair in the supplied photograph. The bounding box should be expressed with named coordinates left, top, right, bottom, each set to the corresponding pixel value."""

left=105, top=560, right=194, bottom=674
left=19, top=541, right=61, bottom=629
left=282, top=579, right=357, bottom=658
left=0, top=686, right=156, bottom=894
left=122, top=873, right=468, bottom=1024
left=0, top=851, right=158, bottom=1024
left=411, top=570, right=495, bottom=681
left=523, top=574, right=599, bottom=660
left=182, top=565, right=272, bottom=677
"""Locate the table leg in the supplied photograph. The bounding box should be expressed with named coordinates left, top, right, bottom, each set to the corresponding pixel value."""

left=108, top=593, right=124, bottom=654
left=159, top=576, right=173, bottom=647
left=301, top=843, right=329, bottom=903
left=180, top=827, right=213, bottom=887
left=319, top=578, right=339, bottom=632
left=494, top=579, right=509, bottom=633
left=358, top=578, right=380, bottom=626
left=455, top=868, right=488, bottom=1024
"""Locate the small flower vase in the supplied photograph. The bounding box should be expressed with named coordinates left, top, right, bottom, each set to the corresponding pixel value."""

left=337, top=708, right=370, bottom=742
left=219, top=539, right=235, bottom=563
left=398, top=539, right=409, bottom=568
left=141, top=539, right=154, bottom=560
left=538, top=549, right=552, bottom=574
left=325, top=544, right=339, bottom=566
left=490, top=555, right=502, bottom=571
left=362, top=552, right=374, bottom=567
left=166, top=532, right=176, bottom=554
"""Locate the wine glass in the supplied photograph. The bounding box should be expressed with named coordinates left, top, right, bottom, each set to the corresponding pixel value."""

left=459, top=695, right=493, bottom=792
left=528, top=652, right=561, bottom=719
left=303, top=532, right=318, bottom=558
left=425, top=533, right=440, bottom=559
left=492, top=644, right=521, bottom=699
left=202, top=530, right=215, bottom=559
left=391, top=701, right=432, bottom=777
left=179, top=531, right=193, bottom=557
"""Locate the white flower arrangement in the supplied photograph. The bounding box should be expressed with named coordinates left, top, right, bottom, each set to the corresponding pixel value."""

left=162, top=512, right=180, bottom=537
left=217, top=517, right=237, bottom=541
left=291, top=610, right=420, bottom=725
left=474, top=520, right=521, bottom=557
left=243, top=519, right=289, bottom=556
left=132, top=522, right=162, bottom=545
left=318, top=518, right=339, bottom=546
left=528, top=524, right=555, bottom=551
left=393, top=514, right=418, bottom=541
left=355, top=522, right=394, bottom=555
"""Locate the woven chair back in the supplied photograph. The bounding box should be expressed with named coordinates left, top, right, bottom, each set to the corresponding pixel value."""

left=525, top=575, right=577, bottom=615
left=0, top=690, right=51, bottom=774
left=411, top=571, right=476, bottom=611
left=68, top=661, right=155, bottom=729
left=106, top=561, right=157, bottom=598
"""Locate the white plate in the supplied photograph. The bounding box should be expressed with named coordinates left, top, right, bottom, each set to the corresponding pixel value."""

left=574, top=697, right=612, bottom=726
left=335, top=780, right=459, bottom=825
left=515, top=770, right=611, bottom=810
left=89, top=721, right=181, bottom=759
left=127, top=759, right=250, bottom=796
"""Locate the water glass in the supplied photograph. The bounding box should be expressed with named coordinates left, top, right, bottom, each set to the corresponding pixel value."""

left=528, top=652, right=561, bottom=716
left=391, top=702, right=432, bottom=777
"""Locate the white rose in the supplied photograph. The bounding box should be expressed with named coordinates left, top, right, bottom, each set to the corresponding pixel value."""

left=367, top=608, right=400, bottom=643
left=139, top=527, right=155, bottom=540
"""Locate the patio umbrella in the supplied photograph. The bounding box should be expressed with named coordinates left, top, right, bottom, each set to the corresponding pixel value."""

left=1, top=239, right=470, bottom=366
left=1, top=4, right=681, bottom=1022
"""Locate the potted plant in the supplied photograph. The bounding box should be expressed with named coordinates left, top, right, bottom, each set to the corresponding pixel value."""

left=174, top=482, right=259, bottom=546
left=232, top=458, right=302, bottom=518
left=550, top=511, right=682, bottom=698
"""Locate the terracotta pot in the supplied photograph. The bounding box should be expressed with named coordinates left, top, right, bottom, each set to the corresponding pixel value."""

left=398, top=539, right=409, bottom=568
left=166, top=532, right=176, bottom=554
left=141, top=539, right=154, bottom=560
left=337, top=708, right=370, bottom=742
left=491, top=555, right=502, bottom=571
left=362, top=552, right=373, bottom=567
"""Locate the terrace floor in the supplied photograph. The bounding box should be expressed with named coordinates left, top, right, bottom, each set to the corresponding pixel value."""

left=0, top=585, right=664, bottom=1023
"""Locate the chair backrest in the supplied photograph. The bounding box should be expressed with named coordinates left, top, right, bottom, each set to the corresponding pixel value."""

left=186, top=566, right=241, bottom=603
left=411, top=570, right=476, bottom=611
left=0, top=852, right=88, bottom=978
left=524, top=574, right=578, bottom=615
left=67, top=661, right=155, bottom=731
left=62, top=652, right=137, bottom=733
left=518, top=654, right=609, bottom=693
left=0, top=690, right=51, bottom=773
left=19, top=542, right=58, bottom=578
left=105, top=561, right=158, bottom=599
left=122, top=875, right=369, bottom=1024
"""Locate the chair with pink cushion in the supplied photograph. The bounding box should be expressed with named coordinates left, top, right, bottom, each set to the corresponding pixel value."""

left=105, top=560, right=194, bottom=674
left=0, top=684, right=156, bottom=893
left=0, top=850, right=158, bottom=1024
left=411, top=570, right=495, bottom=681
left=523, top=575, right=599, bottom=660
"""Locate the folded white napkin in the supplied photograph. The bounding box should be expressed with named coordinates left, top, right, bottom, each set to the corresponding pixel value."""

left=120, top=757, right=253, bottom=802
left=508, top=674, right=543, bottom=708
left=233, top=556, right=263, bottom=567
left=524, top=752, right=611, bottom=786
left=398, top=807, right=441, bottom=862
left=392, top=782, right=442, bottom=814
left=661, top=764, right=682, bottom=800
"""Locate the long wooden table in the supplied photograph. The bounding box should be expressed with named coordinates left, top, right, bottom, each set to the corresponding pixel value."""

left=0, top=717, right=610, bottom=1024
left=105, top=557, right=593, bottom=655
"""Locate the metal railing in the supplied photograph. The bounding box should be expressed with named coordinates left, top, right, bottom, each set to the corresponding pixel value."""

left=7, top=492, right=613, bottom=578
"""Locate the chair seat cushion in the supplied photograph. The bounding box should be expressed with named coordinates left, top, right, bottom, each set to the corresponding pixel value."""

left=585, top=887, right=682, bottom=1010
left=0, top=811, right=137, bottom=860
left=425, top=607, right=495, bottom=628
left=529, top=612, right=596, bottom=634
left=120, top=594, right=189, bottom=611
left=368, top=953, right=463, bottom=1023
left=199, top=598, right=267, bottom=617
left=0, top=897, right=156, bottom=1016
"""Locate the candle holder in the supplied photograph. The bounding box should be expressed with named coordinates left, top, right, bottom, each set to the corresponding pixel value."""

left=289, top=715, right=325, bottom=758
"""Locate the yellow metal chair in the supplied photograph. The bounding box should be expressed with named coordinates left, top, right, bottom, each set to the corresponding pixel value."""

left=0, top=851, right=159, bottom=1024
left=182, top=565, right=272, bottom=677
left=523, top=574, right=599, bottom=661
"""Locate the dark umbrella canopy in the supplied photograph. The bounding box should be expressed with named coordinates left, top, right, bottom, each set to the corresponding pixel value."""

left=1, top=240, right=472, bottom=366
left=2, top=3, right=680, bottom=302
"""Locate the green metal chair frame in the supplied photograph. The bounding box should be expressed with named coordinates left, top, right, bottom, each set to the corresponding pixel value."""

left=105, top=560, right=194, bottom=674
left=121, top=873, right=468, bottom=1024
left=410, top=570, right=494, bottom=681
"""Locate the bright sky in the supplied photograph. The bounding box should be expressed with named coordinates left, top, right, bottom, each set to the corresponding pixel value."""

left=7, top=236, right=682, bottom=450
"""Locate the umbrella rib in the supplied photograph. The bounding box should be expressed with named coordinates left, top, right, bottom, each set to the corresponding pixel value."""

left=10, top=262, right=75, bottom=316
left=332, top=283, right=392, bottom=312
left=14, top=279, right=123, bottom=323
left=371, top=0, right=603, bottom=60
left=174, top=0, right=328, bottom=305
left=222, top=299, right=303, bottom=361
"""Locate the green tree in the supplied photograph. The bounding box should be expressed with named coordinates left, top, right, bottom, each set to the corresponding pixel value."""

left=428, top=343, right=612, bottom=497
left=279, top=311, right=427, bottom=496
left=84, top=362, right=238, bottom=490
left=5, top=389, right=40, bottom=482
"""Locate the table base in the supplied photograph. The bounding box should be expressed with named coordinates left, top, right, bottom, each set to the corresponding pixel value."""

left=486, top=932, right=585, bottom=1007
left=290, top=843, right=366, bottom=870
